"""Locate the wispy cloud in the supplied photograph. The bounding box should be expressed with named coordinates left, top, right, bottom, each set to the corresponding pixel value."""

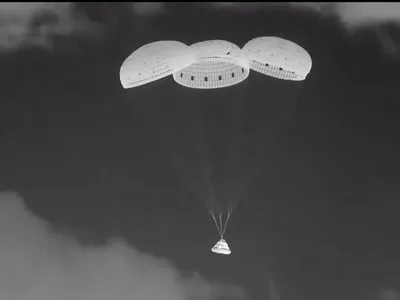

left=0, top=191, right=247, bottom=300
left=334, top=3, right=400, bottom=28
left=0, top=2, right=99, bottom=52
left=131, top=2, right=165, bottom=16
left=380, top=289, right=400, bottom=300
left=0, top=2, right=166, bottom=52
left=211, top=2, right=400, bottom=59
left=2, top=2, right=400, bottom=55
left=211, top=2, right=400, bottom=28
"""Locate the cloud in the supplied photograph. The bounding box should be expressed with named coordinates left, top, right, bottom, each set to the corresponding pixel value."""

left=131, top=2, right=165, bottom=16
left=210, top=2, right=400, bottom=59
left=333, top=3, right=400, bottom=28
left=0, top=2, right=168, bottom=52
left=380, top=289, right=400, bottom=300
left=4, top=2, right=399, bottom=54
left=0, top=191, right=247, bottom=300
left=211, top=2, right=400, bottom=28
left=0, top=2, right=100, bottom=52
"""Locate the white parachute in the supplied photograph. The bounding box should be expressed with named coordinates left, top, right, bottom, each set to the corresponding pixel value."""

left=172, top=40, right=250, bottom=89
left=242, top=36, right=312, bottom=81
left=119, top=36, right=312, bottom=89
left=119, top=37, right=312, bottom=256
left=119, top=41, right=196, bottom=89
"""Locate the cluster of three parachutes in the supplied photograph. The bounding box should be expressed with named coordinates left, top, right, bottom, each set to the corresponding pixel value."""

left=119, top=37, right=312, bottom=255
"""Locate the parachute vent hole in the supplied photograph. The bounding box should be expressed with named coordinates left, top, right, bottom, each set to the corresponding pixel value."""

left=231, top=73, right=235, bottom=78
left=191, top=76, right=194, bottom=81
left=218, top=76, right=222, bottom=80
left=279, top=67, right=283, bottom=71
left=265, top=63, right=269, bottom=67
left=241, top=68, right=244, bottom=73
left=226, top=51, right=231, bottom=55
left=204, top=77, right=208, bottom=82
left=180, top=73, right=183, bottom=78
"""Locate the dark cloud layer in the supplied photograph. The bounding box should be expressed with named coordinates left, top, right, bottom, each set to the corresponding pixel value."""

left=1, top=3, right=400, bottom=53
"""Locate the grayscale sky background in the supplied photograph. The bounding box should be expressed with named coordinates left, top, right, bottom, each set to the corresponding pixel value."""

left=1, top=3, right=400, bottom=300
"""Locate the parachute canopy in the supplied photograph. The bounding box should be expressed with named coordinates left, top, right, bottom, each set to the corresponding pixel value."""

left=119, top=37, right=312, bottom=89
left=242, top=36, right=312, bottom=81
left=120, top=41, right=196, bottom=89
left=173, top=40, right=250, bottom=89
left=211, top=238, right=231, bottom=255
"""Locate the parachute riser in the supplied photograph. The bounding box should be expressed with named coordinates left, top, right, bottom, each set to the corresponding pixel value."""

left=207, top=206, right=233, bottom=239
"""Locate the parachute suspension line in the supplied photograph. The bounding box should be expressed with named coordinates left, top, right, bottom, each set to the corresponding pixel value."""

left=221, top=210, right=232, bottom=237
left=218, top=213, right=224, bottom=239
left=210, top=212, right=223, bottom=237
left=205, top=168, right=224, bottom=236
left=220, top=187, right=247, bottom=237
left=228, top=181, right=248, bottom=214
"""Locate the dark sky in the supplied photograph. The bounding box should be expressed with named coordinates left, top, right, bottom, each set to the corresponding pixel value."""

left=1, top=3, right=400, bottom=300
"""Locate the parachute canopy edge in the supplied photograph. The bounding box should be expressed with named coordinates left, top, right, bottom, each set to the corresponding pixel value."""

left=242, top=36, right=312, bottom=81
left=120, top=40, right=197, bottom=89
left=173, top=39, right=250, bottom=89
